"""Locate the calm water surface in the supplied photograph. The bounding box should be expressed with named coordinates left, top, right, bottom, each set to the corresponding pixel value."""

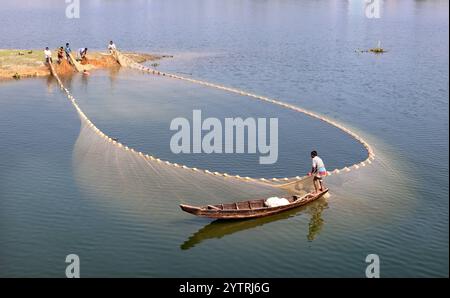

left=0, top=0, right=448, bottom=277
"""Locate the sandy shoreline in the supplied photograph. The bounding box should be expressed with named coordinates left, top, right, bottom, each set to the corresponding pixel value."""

left=0, top=49, right=162, bottom=81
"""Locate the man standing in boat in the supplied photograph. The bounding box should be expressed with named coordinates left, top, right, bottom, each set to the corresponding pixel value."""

left=309, top=150, right=327, bottom=194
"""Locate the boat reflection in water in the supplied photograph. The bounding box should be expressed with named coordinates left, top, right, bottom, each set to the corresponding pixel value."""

left=181, top=196, right=329, bottom=250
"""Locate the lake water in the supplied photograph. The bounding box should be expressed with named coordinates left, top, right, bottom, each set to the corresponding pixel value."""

left=0, top=0, right=448, bottom=277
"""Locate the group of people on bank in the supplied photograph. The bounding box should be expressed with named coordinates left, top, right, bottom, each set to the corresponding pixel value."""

left=43, top=40, right=116, bottom=64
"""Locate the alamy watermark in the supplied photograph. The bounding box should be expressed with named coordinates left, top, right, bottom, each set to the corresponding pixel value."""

left=365, top=0, right=381, bottom=19
left=65, top=254, right=80, bottom=278
left=63, top=252, right=380, bottom=277
left=348, top=0, right=382, bottom=19
left=170, top=110, right=279, bottom=165
left=65, top=0, right=80, bottom=19
left=365, top=254, right=380, bottom=278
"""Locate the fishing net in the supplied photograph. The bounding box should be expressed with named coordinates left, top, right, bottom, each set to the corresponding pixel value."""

left=47, top=51, right=375, bottom=204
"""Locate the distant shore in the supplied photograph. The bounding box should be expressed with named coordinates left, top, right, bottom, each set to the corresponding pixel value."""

left=0, top=49, right=162, bottom=81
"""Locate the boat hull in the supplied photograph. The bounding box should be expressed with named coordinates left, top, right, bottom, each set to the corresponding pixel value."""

left=180, top=189, right=328, bottom=219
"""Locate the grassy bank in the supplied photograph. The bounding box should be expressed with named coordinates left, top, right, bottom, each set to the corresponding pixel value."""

left=0, top=49, right=161, bottom=80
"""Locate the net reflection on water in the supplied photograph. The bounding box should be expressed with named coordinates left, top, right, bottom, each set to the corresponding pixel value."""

left=72, top=118, right=288, bottom=218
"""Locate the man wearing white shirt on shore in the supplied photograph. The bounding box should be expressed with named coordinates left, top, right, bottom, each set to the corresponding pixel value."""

left=108, top=40, right=117, bottom=53
left=44, top=47, right=52, bottom=63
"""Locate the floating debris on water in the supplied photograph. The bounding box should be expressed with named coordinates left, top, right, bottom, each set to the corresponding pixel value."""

left=356, top=41, right=386, bottom=54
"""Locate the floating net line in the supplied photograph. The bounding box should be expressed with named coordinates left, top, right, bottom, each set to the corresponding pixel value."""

left=111, top=51, right=375, bottom=183
left=48, top=50, right=375, bottom=191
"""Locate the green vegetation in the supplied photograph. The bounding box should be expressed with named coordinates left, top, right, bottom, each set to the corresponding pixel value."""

left=0, top=49, right=45, bottom=69
left=369, top=47, right=385, bottom=53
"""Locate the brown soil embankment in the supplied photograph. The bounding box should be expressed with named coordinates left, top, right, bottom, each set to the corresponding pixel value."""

left=0, top=49, right=161, bottom=80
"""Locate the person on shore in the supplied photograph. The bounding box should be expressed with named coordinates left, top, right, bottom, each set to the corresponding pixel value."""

left=57, top=47, right=64, bottom=64
left=78, top=47, right=88, bottom=60
left=308, top=150, right=327, bottom=194
left=44, top=47, right=52, bottom=64
left=108, top=40, right=117, bottom=53
left=65, top=43, right=72, bottom=60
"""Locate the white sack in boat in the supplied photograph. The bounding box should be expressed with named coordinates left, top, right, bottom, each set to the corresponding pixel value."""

left=264, top=197, right=290, bottom=207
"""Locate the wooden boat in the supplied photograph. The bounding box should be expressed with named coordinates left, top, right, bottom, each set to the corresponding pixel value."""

left=180, top=188, right=329, bottom=219
left=180, top=197, right=328, bottom=250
